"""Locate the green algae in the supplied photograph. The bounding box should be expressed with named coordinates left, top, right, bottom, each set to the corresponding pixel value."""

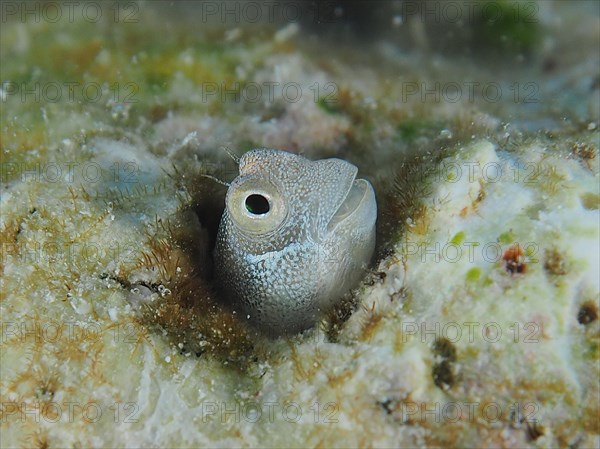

left=450, top=231, right=465, bottom=246
left=580, top=192, right=600, bottom=210
left=498, top=230, right=516, bottom=244
left=466, top=267, right=482, bottom=283
left=316, top=96, right=342, bottom=115
left=396, top=118, right=444, bottom=144
left=472, top=0, right=541, bottom=55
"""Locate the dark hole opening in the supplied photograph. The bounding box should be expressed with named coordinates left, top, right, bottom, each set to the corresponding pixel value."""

left=245, top=194, right=270, bottom=215
left=578, top=301, right=598, bottom=325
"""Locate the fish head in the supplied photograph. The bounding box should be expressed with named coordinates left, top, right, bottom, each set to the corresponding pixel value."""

left=224, top=148, right=374, bottom=248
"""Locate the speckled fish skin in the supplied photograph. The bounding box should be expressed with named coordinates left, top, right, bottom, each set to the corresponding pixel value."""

left=214, top=148, right=377, bottom=335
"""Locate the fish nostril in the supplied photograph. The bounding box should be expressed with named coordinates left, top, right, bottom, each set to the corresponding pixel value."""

left=245, top=194, right=270, bottom=215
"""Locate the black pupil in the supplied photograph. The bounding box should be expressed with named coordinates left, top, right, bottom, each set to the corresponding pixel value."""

left=245, top=194, right=270, bottom=215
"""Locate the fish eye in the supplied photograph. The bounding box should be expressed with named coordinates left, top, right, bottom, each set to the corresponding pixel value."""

left=245, top=194, right=270, bottom=215
left=227, top=176, right=287, bottom=233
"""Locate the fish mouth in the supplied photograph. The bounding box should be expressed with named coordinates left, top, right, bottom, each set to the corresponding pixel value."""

left=326, top=178, right=373, bottom=232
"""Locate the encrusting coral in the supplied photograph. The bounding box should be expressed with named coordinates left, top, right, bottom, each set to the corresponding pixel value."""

left=1, top=2, right=598, bottom=447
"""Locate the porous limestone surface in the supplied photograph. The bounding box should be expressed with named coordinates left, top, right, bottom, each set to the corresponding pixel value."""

left=1, top=2, right=599, bottom=448
left=2, top=137, right=598, bottom=447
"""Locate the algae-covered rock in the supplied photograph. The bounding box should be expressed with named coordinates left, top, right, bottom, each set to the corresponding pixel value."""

left=1, top=1, right=598, bottom=447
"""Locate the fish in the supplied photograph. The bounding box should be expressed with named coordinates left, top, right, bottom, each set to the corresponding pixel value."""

left=214, top=148, right=377, bottom=335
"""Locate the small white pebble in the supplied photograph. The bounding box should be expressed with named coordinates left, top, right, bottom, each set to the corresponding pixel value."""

left=274, top=23, right=299, bottom=43
left=225, top=28, right=242, bottom=42
left=440, top=129, right=453, bottom=139
left=181, top=131, right=197, bottom=147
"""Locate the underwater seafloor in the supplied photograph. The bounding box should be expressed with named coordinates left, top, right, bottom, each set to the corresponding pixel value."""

left=1, top=1, right=599, bottom=448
